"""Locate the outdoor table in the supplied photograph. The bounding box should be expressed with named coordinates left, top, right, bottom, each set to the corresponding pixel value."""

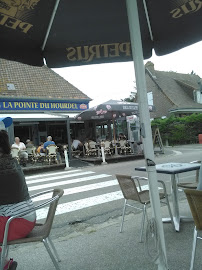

left=135, top=162, right=201, bottom=232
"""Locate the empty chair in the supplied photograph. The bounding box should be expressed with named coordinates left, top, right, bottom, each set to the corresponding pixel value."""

left=116, top=174, right=174, bottom=242
left=0, top=188, right=64, bottom=270
left=184, top=189, right=202, bottom=270
left=177, top=161, right=201, bottom=189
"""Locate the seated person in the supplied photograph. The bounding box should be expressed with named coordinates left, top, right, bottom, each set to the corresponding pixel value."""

left=12, top=137, right=28, bottom=164
left=0, top=130, right=36, bottom=270
left=118, top=133, right=126, bottom=141
left=43, top=136, right=55, bottom=150
left=43, top=136, right=61, bottom=163
left=25, top=139, right=34, bottom=148
left=37, top=142, right=45, bottom=156
left=72, top=138, right=83, bottom=151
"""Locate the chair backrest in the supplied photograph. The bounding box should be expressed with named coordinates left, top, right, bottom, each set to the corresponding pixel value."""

left=104, top=141, right=111, bottom=148
left=27, top=147, right=36, bottom=155
left=89, top=141, right=96, bottom=149
left=11, top=147, right=19, bottom=158
left=41, top=188, right=64, bottom=238
left=190, top=160, right=201, bottom=183
left=119, top=140, right=126, bottom=147
left=84, top=142, right=89, bottom=151
left=184, top=189, right=202, bottom=230
left=47, top=145, right=57, bottom=155
left=116, top=174, right=142, bottom=202
left=2, top=189, right=64, bottom=247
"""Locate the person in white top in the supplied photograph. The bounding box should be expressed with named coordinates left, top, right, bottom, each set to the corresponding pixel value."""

left=72, top=139, right=83, bottom=151
left=12, top=137, right=28, bottom=161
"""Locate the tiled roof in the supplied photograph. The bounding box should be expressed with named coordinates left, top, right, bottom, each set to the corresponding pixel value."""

left=154, top=70, right=202, bottom=108
left=0, top=58, right=91, bottom=101
left=145, top=62, right=202, bottom=111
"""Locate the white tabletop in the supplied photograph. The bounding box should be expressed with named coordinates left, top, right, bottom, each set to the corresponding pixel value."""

left=135, top=162, right=201, bottom=174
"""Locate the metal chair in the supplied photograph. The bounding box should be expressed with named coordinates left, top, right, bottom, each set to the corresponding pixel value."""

left=184, top=189, right=202, bottom=270
left=116, top=174, right=174, bottom=242
left=0, top=188, right=64, bottom=270
left=177, top=161, right=201, bottom=189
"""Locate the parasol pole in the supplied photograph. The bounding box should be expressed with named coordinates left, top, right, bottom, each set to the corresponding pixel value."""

left=112, top=118, right=119, bottom=155
left=126, top=0, right=168, bottom=269
left=112, top=118, right=116, bottom=142
left=41, top=0, right=61, bottom=52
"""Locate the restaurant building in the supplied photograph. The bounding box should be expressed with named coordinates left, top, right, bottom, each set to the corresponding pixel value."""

left=0, top=58, right=91, bottom=145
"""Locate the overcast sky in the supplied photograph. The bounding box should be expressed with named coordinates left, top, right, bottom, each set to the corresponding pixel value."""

left=53, top=41, right=202, bottom=107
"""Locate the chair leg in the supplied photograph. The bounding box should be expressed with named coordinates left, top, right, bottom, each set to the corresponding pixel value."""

left=120, top=199, right=127, bottom=233
left=43, top=238, right=60, bottom=270
left=190, top=227, right=197, bottom=270
left=164, top=194, right=175, bottom=230
left=140, top=204, right=147, bottom=243
left=0, top=245, right=9, bottom=270
left=47, top=236, right=61, bottom=262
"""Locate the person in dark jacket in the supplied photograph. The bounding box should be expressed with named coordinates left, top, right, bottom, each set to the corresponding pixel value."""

left=0, top=130, right=36, bottom=270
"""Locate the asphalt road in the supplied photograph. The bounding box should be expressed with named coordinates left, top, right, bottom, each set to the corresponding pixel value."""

left=25, top=144, right=202, bottom=239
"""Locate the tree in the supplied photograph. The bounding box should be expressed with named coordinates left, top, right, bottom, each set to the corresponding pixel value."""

left=122, top=82, right=137, bottom=102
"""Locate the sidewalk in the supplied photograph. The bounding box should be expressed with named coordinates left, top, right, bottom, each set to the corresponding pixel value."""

left=22, top=145, right=176, bottom=175
left=22, top=158, right=93, bottom=175
left=9, top=197, right=199, bottom=270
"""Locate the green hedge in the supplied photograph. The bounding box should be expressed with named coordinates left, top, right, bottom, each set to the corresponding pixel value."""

left=151, top=114, right=202, bottom=145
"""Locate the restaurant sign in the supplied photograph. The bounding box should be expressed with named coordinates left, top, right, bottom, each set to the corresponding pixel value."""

left=0, top=99, right=88, bottom=112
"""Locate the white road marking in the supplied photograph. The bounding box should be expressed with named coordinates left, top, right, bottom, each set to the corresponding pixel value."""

left=28, top=174, right=111, bottom=191
left=36, top=191, right=123, bottom=219
left=26, top=171, right=95, bottom=184
left=27, top=169, right=165, bottom=220
left=25, top=169, right=81, bottom=179
left=172, top=150, right=182, bottom=155
left=35, top=184, right=160, bottom=219
left=32, top=181, right=155, bottom=202
left=33, top=180, right=119, bottom=201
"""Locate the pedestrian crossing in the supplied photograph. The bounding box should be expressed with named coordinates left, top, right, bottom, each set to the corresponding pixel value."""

left=26, top=169, right=150, bottom=220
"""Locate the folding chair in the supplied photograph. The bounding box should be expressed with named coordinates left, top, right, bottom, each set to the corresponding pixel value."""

left=116, top=174, right=174, bottom=242
left=184, top=189, right=202, bottom=270
left=0, top=188, right=64, bottom=270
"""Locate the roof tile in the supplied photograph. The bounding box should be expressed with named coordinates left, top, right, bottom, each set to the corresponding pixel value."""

left=0, top=59, right=91, bottom=101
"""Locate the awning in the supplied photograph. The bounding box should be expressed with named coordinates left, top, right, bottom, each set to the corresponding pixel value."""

left=0, top=113, right=78, bottom=122
left=0, top=116, right=13, bottom=128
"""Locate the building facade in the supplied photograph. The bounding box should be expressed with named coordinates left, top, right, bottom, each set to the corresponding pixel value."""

left=145, top=62, right=202, bottom=118
left=0, top=58, right=91, bottom=145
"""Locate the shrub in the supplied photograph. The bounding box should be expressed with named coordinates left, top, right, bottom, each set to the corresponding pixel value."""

left=151, top=114, right=202, bottom=145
